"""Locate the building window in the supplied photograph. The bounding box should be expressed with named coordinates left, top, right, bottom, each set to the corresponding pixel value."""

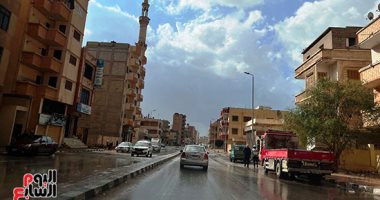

left=347, top=70, right=360, bottom=80
left=35, top=76, right=43, bottom=85
left=65, top=80, right=72, bottom=91
left=232, top=128, right=238, bottom=135
left=84, top=63, right=93, bottom=80
left=232, top=115, right=239, bottom=121
left=53, top=50, right=62, bottom=60
left=73, top=30, right=81, bottom=42
left=59, top=25, right=66, bottom=34
left=0, top=6, right=11, bottom=31
left=48, top=76, right=58, bottom=88
left=0, top=46, right=3, bottom=62
left=243, top=116, right=251, bottom=122
left=347, top=37, right=356, bottom=47
left=80, top=89, right=90, bottom=105
left=41, top=48, right=47, bottom=56
left=69, top=55, right=77, bottom=66
left=317, top=72, right=327, bottom=79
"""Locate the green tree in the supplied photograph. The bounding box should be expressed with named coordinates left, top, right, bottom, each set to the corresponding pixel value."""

left=285, top=79, right=380, bottom=166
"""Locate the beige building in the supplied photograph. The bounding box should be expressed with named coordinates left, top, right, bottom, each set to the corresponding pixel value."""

left=134, top=118, right=162, bottom=142
left=220, top=107, right=288, bottom=152
left=208, top=119, right=220, bottom=149
left=0, top=0, right=90, bottom=146
left=84, top=0, right=149, bottom=146
left=172, top=113, right=186, bottom=145
left=295, top=27, right=371, bottom=104
left=65, top=47, right=96, bottom=142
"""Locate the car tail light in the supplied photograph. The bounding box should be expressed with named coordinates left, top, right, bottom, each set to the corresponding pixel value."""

left=181, top=152, right=186, bottom=158
left=203, top=153, right=208, bottom=160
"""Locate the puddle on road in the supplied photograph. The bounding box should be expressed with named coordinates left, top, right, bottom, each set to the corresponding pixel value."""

left=0, top=152, right=139, bottom=199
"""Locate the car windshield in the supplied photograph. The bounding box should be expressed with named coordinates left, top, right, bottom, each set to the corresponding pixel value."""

left=135, top=141, right=149, bottom=146
left=235, top=146, right=245, bottom=151
left=119, top=142, right=130, bottom=146
left=185, top=146, right=205, bottom=152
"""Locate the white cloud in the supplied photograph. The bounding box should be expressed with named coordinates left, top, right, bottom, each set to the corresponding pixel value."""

left=156, top=0, right=263, bottom=15
left=274, top=0, right=376, bottom=66
left=89, top=0, right=138, bottom=22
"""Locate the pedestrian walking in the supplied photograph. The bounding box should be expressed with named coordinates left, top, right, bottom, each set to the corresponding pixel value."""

left=243, top=144, right=251, bottom=168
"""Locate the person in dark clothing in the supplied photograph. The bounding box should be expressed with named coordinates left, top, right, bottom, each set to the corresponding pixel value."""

left=252, top=147, right=259, bottom=168
left=243, top=144, right=251, bottom=168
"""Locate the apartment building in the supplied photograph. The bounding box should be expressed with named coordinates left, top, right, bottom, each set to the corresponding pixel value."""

left=208, top=119, right=220, bottom=149
left=65, top=47, right=96, bottom=142
left=220, top=107, right=288, bottom=152
left=135, top=118, right=162, bottom=141
left=172, top=113, right=186, bottom=145
left=0, top=0, right=89, bottom=146
left=295, top=27, right=371, bottom=104
left=82, top=0, right=149, bottom=146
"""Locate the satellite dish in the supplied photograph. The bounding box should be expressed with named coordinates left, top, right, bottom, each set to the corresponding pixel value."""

left=368, top=12, right=374, bottom=20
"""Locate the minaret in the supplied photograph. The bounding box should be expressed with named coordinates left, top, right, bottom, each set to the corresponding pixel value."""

left=136, top=0, right=150, bottom=57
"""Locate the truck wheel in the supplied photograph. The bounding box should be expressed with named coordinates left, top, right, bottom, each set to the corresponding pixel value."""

left=276, top=163, right=283, bottom=178
left=309, top=174, right=322, bottom=183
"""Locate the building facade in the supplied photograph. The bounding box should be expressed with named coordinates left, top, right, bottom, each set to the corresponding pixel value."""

left=295, top=27, right=371, bottom=104
left=0, top=0, right=90, bottom=146
left=82, top=0, right=149, bottom=146
left=220, top=107, right=288, bottom=152
left=172, top=113, right=186, bottom=145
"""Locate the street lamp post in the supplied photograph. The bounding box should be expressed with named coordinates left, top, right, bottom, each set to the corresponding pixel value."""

left=244, top=72, right=254, bottom=148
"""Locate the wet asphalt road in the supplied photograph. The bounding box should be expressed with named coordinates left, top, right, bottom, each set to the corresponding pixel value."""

left=0, top=147, right=179, bottom=200
left=93, top=156, right=377, bottom=200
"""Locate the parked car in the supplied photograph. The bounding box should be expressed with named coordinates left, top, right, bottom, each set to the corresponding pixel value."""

left=6, top=135, right=58, bottom=156
left=180, top=145, right=209, bottom=171
left=161, top=143, right=166, bottom=148
left=151, top=138, right=161, bottom=153
left=131, top=140, right=153, bottom=157
left=229, top=144, right=245, bottom=163
left=115, top=142, right=132, bottom=153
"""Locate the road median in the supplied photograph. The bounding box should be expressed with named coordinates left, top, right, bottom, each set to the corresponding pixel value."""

left=59, top=152, right=180, bottom=200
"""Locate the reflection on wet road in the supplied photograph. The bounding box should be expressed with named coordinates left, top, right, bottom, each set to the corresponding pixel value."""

left=0, top=147, right=178, bottom=200
left=93, top=156, right=376, bottom=200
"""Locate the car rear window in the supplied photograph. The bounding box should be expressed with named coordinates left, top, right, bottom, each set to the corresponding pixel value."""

left=185, top=146, right=205, bottom=152
left=235, top=146, right=244, bottom=151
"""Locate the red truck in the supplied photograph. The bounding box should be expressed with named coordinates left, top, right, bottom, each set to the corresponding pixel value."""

left=259, top=130, right=334, bottom=181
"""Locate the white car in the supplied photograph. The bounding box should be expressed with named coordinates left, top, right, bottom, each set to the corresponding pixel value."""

left=115, top=142, right=132, bottom=153
left=180, top=145, right=209, bottom=171
left=131, top=140, right=153, bottom=157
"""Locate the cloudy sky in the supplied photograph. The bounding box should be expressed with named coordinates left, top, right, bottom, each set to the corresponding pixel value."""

left=83, top=0, right=378, bottom=136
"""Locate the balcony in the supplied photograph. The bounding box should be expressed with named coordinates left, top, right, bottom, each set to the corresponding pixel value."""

left=28, top=23, right=67, bottom=47
left=41, top=56, right=62, bottom=73
left=360, top=62, right=380, bottom=88
left=33, top=0, right=71, bottom=21
left=127, top=73, right=138, bottom=83
left=22, top=52, right=42, bottom=68
left=125, top=103, right=134, bottom=111
left=46, top=29, right=67, bottom=47
left=137, top=94, right=143, bottom=101
left=123, top=119, right=133, bottom=126
left=295, top=49, right=371, bottom=79
left=33, top=0, right=52, bottom=16
left=138, top=79, right=145, bottom=89
left=141, top=66, right=146, bottom=77
left=51, top=1, right=71, bottom=21
left=27, top=23, right=48, bottom=42
left=136, top=107, right=142, bottom=114
left=126, top=88, right=136, bottom=97
left=358, top=17, right=380, bottom=48
left=128, top=57, right=140, bottom=71
left=295, top=90, right=309, bottom=104
left=38, top=86, right=58, bottom=100
left=15, top=81, right=38, bottom=97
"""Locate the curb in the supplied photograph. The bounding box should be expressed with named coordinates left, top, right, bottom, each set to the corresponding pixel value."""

left=59, top=152, right=180, bottom=200
left=57, top=148, right=106, bottom=153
